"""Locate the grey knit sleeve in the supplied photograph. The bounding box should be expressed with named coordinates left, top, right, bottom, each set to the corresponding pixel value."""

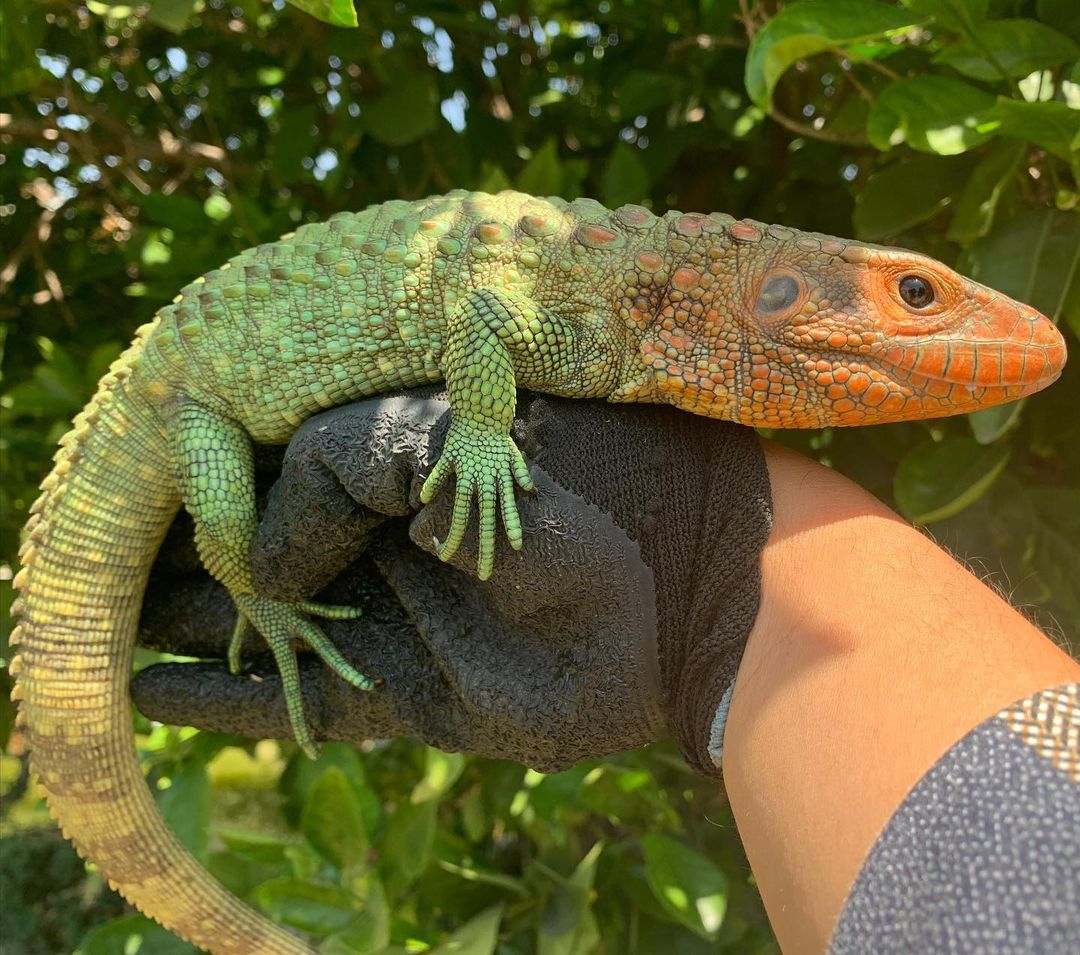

left=828, top=682, right=1080, bottom=954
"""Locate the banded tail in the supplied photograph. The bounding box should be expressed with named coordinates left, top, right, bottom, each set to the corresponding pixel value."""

left=10, top=350, right=315, bottom=954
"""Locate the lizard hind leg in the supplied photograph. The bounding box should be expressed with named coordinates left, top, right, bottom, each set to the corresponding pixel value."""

left=167, top=399, right=369, bottom=757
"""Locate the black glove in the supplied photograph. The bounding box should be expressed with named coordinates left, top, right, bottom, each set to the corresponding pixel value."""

left=133, top=391, right=771, bottom=777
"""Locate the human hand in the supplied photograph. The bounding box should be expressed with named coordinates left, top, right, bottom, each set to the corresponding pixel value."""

left=132, top=390, right=771, bottom=776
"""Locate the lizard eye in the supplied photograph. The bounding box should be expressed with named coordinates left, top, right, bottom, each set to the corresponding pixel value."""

left=756, top=274, right=800, bottom=314
left=899, top=275, right=935, bottom=309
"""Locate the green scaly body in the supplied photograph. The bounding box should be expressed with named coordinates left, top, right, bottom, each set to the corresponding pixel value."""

left=10, top=190, right=1065, bottom=954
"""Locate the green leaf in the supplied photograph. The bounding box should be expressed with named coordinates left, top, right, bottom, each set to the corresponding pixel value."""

left=364, top=74, right=439, bottom=146
left=517, top=139, right=564, bottom=197
left=902, top=0, right=989, bottom=32
left=321, top=879, right=390, bottom=955
left=379, top=799, right=435, bottom=899
left=158, top=760, right=211, bottom=863
left=946, top=140, right=1024, bottom=244
left=411, top=748, right=465, bottom=804
left=430, top=904, right=504, bottom=955
left=642, top=833, right=727, bottom=940
left=203, top=192, right=232, bottom=222
left=217, top=827, right=293, bottom=864
left=986, top=98, right=1080, bottom=162
left=968, top=400, right=1025, bottom=445
left=538, top=843, right=603, bottom=955
left=602, top=145, right=649, bottom=209
left=868, top=76, right=996, bottom=155
left=894, top=438, right=1010, bottom=523
left=745, top=0, right=918, bottom=109
left=147, top=0, right=200, bottom=33
left=853, top=156, right=972, bottom=240
left=284, top=0, right=358, bottom=28
left=252, top=878, right=358, bottom=935
left=137, top=192, right=209, bottom=233
left=1026, top=486, right=1080, bottom=620
left=0, top=0, right=46, bottom=94
left=934, top=20, right=1079, bottom=81
left=616, top=71, right=687, bottom=118
left=283, top=743, right=382, bottom=836
left=302, top=766, right=369, bottom=872
left=1037, top=0, right=1080, bottom=42
left=76, top=914, right=199, bottom=955
left=969, top=207, right=1080, bottom=327
left=272, top=106, right=317, bottom=181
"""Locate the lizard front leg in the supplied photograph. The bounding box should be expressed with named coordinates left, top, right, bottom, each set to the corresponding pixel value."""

left=166, top=398, right=370, bottom=756
left=421, top=287, right=621, bottom=579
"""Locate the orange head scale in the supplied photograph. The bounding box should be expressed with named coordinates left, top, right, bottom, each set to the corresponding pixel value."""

left=640, top=220, right=1067, bottom=428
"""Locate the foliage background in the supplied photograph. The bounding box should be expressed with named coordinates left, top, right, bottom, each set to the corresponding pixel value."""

left=1, top=0, right=1078, bottom=952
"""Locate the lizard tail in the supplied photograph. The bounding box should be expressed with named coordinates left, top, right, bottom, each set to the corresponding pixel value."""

left=9, top=358, right=314, bottom=954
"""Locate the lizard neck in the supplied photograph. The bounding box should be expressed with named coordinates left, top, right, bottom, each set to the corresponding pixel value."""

left=612, top=210, right=749, bottom=421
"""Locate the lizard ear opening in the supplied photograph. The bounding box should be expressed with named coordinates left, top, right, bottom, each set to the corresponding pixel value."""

left=753, top=270, right=806, bottom=326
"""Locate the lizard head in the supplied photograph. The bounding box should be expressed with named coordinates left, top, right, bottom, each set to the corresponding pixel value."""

left=642, top=224, right=1067, bottom=428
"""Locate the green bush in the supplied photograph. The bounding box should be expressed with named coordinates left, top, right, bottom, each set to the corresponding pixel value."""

left=1, top=0, right=1076, bottom=951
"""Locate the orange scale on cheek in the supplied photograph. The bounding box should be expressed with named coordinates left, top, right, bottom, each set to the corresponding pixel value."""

left=847, top=373, right=871, bottom=395
left=672, top=268, right=702, bottom=292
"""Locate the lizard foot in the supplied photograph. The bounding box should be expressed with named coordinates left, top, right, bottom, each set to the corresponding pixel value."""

left=230, top=594, right=368, bottom=758
left=419, top=424, right=534, bottom=580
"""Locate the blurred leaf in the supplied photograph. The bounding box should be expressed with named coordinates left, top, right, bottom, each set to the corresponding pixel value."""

left=868, top=76, right=996, bottom=154
left=854, top=155, right=971, bottom=239
left=986, top=99, right=1080, bottom=163
left=0, top=0, right=46, bottom=94
left=284, top=0, right=358, bottom=29
left=321, top=879, right=389, bottom=955
left=203, top=193, right=232, bottom=222
left=617, top=71, right=686, bottom=118
left=745, top=0, right=916, bottom=108
left=1037, top=0, right=1080, bottom=40
left=157, top=760, right=211, bottom=863
left=602, top=145, right=649, bottom=209
left=302, top=766, right=369, bottom=872
left=141, top=229, right=173, bottom=266
left=137, top=192, right=209, bottom=233
left=902, top=0, right=989, bottom=31
left=969, top=207, right=1080, bottom=327
left=148, top=0, right=199, bottom=33
left=430, top=904, right=503, bottom=955
left=538, top=843, right=602, bottom=955
left=283, top=744, right=382, bottom=837
left=934, top=20, right=1078, bottom=81
left=642, top=833, right=727, bottom=940
left=217, top=827, right=293, bottom=864
left=272, top=107, right=318, bottom=181
left=969, top=400, right=1025, bottom=445
left=412, top=748, right=465, bottom=804
left=1026, top=486, right=1080, bottom=621
left=517, top=139, right=564, bottom=196
left=252, top=878, right=358, bottom=935
left=379, top=799, right=435, bottom=898
left=76, top=914, right=199, bottom=955
left=894, top=438, right=1010, bottom=523
left=364, top=74, right=439, bottom=146
left=946, top=140, right=1024, bottom=243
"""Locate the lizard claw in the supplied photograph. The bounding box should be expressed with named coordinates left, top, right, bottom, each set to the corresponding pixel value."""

left=231, top=594, right=371, bottom=757
left=421, top=425, right=533, bottom=580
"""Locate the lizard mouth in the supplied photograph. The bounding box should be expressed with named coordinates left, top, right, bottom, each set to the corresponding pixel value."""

left=880, top=304, right=1066, bottom=392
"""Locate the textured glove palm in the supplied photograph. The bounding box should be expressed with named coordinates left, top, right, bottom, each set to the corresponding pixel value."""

left=133, top=390, right=771, bottom=777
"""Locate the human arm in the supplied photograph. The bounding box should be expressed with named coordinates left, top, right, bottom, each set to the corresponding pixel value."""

left=132, top=394, right=1078, bottom=953
left=724, top=443, right=1079, bottom=955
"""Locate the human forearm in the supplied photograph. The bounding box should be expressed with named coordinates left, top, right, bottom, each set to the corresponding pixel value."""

left=722, top=441, right=1079, bottom=955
